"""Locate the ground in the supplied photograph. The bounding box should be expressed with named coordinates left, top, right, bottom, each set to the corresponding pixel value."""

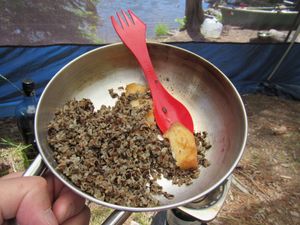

left=154, top=25, right=300, bottom=43
left=1, top=93, right=299, bottom=225
left=212, top=94, right=300, bottom=225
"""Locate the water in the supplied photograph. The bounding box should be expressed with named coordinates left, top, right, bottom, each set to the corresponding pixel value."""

left=96, top=0, right=185, bottom=42
left=96, top=0, right=210, bottom=42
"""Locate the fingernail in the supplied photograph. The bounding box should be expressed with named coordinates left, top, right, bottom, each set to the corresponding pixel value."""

left=44, top=208, right=58, bottom=225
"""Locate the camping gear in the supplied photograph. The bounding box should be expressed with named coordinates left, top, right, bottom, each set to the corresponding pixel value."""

left=15, top=79, right=38, bottom=156
left=151, top=175, right=232, bottom=224
left=22, top=42, right=247, bottom=224
left=219, top=5, right=298, bottom=29
left=201, top=17, right=223, bottom=39
left=111, top=10, right=194, bottom=133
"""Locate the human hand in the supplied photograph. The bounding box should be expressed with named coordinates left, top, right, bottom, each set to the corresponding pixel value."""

left=0, top=172, right=90, bottom=225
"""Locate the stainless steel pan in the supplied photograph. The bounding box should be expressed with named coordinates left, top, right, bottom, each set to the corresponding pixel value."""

left=29, top=42, right=247, bottom=222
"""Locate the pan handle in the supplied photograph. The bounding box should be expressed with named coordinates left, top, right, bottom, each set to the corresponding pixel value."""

left=101, top=210, right=132, bottom=225
left=23, top=154, right=46, bottom=176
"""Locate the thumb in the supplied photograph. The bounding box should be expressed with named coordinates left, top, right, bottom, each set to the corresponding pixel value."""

left=0, top=176, right=58, bottom=225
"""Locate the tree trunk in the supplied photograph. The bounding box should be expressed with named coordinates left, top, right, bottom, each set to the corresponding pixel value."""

left=185, top=0, right=204, bottom=34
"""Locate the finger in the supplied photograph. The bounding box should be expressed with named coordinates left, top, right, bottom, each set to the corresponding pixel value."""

left=0, top=172, right=22, bottom=180
left=62, top=206, right=90, bottom=225
left=52, top=186, right=86, bottom=224
left=0, top=176, right=58, bottom=225
left=44, top=172, right=65, bottom=201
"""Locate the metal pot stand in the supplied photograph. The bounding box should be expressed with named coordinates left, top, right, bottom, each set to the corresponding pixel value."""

left=151, top=175, right=232, bottom=225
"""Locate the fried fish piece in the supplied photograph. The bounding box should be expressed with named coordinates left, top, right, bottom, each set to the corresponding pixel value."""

left=164, top=122, right=198, bottom=170
left=126, top=83, right=156, bottom=127
left=125, top=83, right=148, bottom=96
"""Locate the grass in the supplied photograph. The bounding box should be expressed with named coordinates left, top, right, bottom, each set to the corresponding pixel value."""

left=175, top=16, right=186, bottom=30
left=155, top=23, right=169, bottom=37
left=89, top=205, right=153, bottom=225
left=132, top=212, right=154, bottom=225
left=0, top=138, right=32, bottom=175
left=89, top=204, right=114, bottom=224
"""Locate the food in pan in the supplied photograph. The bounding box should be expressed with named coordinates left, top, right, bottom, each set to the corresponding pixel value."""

left=47, top=83, right=211, bottom=207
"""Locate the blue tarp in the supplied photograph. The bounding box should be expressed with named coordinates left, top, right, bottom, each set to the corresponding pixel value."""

left=1, top=43, right=300, bottom=118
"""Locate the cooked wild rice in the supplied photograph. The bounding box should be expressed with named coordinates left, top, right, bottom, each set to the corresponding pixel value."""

left=47, top=88, right=211, bottom=207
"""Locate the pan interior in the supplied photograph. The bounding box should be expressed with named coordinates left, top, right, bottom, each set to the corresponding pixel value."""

left=35, top=43, right=247, bottom=211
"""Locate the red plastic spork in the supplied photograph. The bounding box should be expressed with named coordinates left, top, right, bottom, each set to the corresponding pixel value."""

left=111, top=10, right=194, bottom=133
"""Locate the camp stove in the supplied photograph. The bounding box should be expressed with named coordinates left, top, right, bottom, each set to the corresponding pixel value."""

left=151, top=175, right=232, bottom=225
